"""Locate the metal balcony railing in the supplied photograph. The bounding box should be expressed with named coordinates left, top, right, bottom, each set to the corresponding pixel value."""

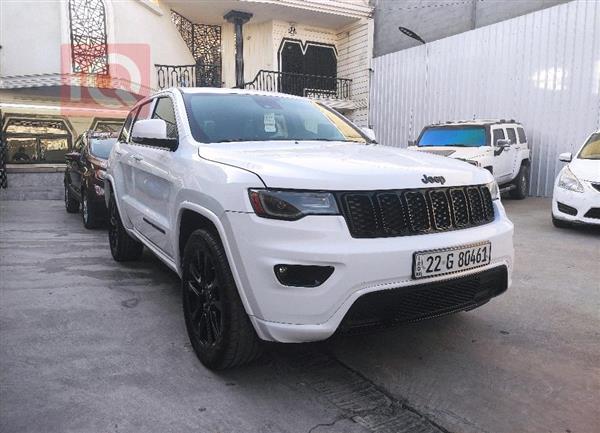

left=155, top=65, right=352, bottom=100
left=243, top=70, right=352, bottom=100
left=155, top=64, right=222, bottom=89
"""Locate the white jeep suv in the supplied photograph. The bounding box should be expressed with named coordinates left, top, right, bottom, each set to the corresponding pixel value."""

left=410, top=120, right=531, bottom=199
left=105, top=88, right=514, bottom=370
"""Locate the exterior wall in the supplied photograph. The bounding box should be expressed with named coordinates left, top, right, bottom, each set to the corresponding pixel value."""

left=372, top=0, right=572, bottom=57
left=245, top=21, right=276, bottom=85
left=222, top=20, right=279, bottom=89
left=369, top=0, right=600, bottom=197
left=1, top=0, right=194, bottom=90
left=0, top=1, right=63, bottom=77
left=337, top=18, right=373, bottom=126
left=108, top=0, right=195, bottom=90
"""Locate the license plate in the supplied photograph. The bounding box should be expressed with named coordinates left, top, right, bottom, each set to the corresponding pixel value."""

left=412, top=242, right=491, bottom=279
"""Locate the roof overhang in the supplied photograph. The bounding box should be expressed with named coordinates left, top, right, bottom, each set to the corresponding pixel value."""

left=165, top=0, right=372, bottom=29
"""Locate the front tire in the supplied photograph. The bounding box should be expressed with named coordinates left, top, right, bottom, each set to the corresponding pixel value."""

left=81, top=190, right=100, bottom=229
left=108, top=193, right=143, bottom=261
left=65, top=184, right=79, bottom=213
left=182, top=229, right=261, bottom=370
left=510, top=164, right=529, bottom=200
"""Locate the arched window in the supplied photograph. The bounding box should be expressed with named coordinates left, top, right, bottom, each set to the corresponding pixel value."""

left=68, top=0, right=109, bottom=75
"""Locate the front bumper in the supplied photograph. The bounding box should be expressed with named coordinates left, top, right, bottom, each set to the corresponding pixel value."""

left=223, top=200, right=514, bottom=343
left=552, top=182, right=600, bottom=225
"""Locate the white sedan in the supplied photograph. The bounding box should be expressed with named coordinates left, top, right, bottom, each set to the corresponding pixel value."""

left=552, top=131, right=600, bottom=228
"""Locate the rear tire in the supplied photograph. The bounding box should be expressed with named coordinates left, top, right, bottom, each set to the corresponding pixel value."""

left=552, top=215, right=570, bottom=229
left=81, top=190, right=100, bottom=229
left=510, top=164, right=529, bottom=200
left=108, top=192, right=143, bottom=261
left=182, top=229, right=262, bottom=370
left=65, top=184, right=79, bottom=213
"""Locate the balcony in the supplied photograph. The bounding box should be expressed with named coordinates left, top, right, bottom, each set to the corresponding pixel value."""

left=155, top=64, right=222, bottom=89
left=242, top=70, right=351, bottom=100
left=155, top=65, right=352, bottom=102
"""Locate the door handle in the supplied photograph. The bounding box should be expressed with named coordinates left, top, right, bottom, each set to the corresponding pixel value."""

left=132, top=155, right=143, bottom=162
left=114, top=150, right=123, bottom=156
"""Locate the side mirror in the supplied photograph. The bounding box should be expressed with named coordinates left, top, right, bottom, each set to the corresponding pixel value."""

left=361, top=127, right=377, bottom=143
left=558, top=152, right=572, bottom=162
left=131, top=119, right=178, bottom=150
left=408, top=140, right=416, bottom=147
left=495, top=138, right=511, bottom=148
left=65, top=152, right=81, bottom=162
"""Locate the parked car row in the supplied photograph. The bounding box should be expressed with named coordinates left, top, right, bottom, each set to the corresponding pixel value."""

left=61, top=88, right=593, bottom=370
left=405, top=122, right=600, bottom=229
left=64, top=131, right=118, bottom=228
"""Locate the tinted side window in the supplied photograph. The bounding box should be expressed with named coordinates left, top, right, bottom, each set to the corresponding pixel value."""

left=492, top=128, right=505, bottom=145
left=152, top=97, right=178, bottom=139
left=135, top=100, right=153, bottom=122
left=506, top=128, right=517, bottom=145
left=119, top=110, right=136, bottom=143
left=517, top=127, right=527, bottom=143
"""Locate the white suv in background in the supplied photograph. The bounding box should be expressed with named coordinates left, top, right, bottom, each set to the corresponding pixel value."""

left=105, top=88, right=514, bottom=370
left=552, top=131, right=600, bottom=227
left=410, top=120, right=531, bottom=199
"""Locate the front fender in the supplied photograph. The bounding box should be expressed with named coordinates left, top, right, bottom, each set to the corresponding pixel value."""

left=175, top=202, right=258, bottom=318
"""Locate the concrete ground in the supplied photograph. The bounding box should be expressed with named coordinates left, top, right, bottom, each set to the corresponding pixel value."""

left=1, top=198, right=598, bottom=433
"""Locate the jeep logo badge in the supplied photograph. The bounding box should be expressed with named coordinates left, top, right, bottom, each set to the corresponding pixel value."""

left=421, top=174, right=446, bottom=185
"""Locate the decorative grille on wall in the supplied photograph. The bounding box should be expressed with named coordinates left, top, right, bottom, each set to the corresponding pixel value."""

left=68, top=0, right=109, bottom=75
left=171, top=10, right=222, bottom=87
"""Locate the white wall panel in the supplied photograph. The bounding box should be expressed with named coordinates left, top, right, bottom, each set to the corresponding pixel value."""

left=370, top=0, right=600, bottom=197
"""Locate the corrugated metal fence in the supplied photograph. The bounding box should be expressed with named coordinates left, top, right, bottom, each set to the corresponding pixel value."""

left=370, top=0, right=600, bottom=196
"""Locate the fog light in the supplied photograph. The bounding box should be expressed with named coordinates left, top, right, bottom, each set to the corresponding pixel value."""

left=274, top=264, right=334, bottom=287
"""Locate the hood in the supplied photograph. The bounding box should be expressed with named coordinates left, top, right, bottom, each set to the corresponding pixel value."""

left=569, top=158, right=600, bottom=182
left=199, top=141, right=492, bottom=190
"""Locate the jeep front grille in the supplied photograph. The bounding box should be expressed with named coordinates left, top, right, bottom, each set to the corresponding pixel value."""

left=338, top=185, right=494, bottom=238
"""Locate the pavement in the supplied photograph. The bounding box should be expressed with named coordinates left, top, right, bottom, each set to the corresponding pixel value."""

left=0, top=198, right=598, bottom=433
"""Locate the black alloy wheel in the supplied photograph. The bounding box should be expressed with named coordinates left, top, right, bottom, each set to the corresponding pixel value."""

left=185, top=248, right=223, bottom=347
left=182, top=229, right=261, bottom=370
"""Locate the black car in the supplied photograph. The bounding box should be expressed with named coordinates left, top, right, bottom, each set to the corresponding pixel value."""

left=64, top=132, right=118, bottom=228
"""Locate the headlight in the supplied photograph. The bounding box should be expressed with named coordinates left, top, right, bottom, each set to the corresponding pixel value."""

left=558, top=167, right=584, bottom=193
left=249, top=189, right=339, bottom=220
left=486, top=180, right=500, bottom=200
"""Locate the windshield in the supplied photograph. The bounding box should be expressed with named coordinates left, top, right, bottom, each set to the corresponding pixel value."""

left=90, top=138, right=117, bottom=159
left=578, top=133, right=600, bottom=160
left=418, top=126, right=488, bottom=147
left=183, top=93, right=367, bottom=144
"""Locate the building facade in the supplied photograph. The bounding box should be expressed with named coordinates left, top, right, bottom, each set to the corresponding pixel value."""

left=0, top=0, right=373, bottom=197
